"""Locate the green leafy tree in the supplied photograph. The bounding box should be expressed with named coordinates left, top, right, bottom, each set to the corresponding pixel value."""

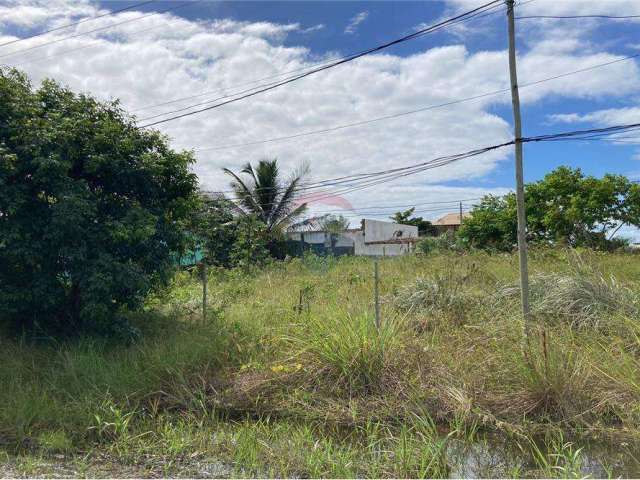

left=188, top=193, right=236, bottom=267
left=223, top=159, right=308, bottom=235
left=319, top=214, right=350, bottom=254
left=390, top=208, right=437, bottom=236
left=229, top=215, right=270, bottom=269
left=0, top=69, right=198, bottom=337
left=459, top=167, right=640, bottom=251
left=457, top=195, right=517, bottom=251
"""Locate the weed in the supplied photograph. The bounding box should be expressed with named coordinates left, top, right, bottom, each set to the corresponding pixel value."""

left=3, top=249, right=640, bottom=477
left=507, top=328, right=590, bottom=419
left=294, top=312, right=403, bottom=394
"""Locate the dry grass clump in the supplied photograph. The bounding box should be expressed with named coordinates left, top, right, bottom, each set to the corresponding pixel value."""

left=497, top=263, right=638, bottom=329
left=392, top=263, right=493, bottom=327
left=509, top=329, right=591, bottom=419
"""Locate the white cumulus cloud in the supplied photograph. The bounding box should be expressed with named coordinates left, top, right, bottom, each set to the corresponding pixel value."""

left=0, top=0, right=639, bottom=221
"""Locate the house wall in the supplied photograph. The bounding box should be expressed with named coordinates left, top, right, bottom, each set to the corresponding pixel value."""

left=287, top=220, right=417, bottom=257
left=286, top=231, right=355, bottom=256
left=363, top=219, right=418, bottom=242
left=344, top=226, right=416, bottom=257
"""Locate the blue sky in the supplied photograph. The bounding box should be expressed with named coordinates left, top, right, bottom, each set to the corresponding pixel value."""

left=2, top=0, right=640, bottom=238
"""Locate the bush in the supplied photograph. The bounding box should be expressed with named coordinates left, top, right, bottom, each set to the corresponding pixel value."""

left=393, top=264, right=485, bottom=326
left=417, top=234, right=462, bottom=255
left=0, top=69, right=198, bottom=337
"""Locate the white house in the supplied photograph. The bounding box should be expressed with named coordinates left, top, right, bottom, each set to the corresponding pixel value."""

left=287, top=219, right=418, bottom=256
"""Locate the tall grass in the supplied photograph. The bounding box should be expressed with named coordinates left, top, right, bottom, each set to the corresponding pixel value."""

left=292, top=312, right=404, bottom=394
left=0, top=314, right=229, bottom=446
left=497, top=258, right=638, bottom=329
left=3, top=249, right=640, bottom=476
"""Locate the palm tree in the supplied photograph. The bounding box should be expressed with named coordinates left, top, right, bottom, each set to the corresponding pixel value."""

left=223, top=159, right=308, bottom=234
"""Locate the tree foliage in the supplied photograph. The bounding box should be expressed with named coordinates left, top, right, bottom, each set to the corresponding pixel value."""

left=188, top=194, right=236, bottom=267
left=229, top=215, right=270, bottom=269
left=318, top=214, right=350, bottom=235
left=0, top=69, right=199, bottom=337
left=318, top=214, right=350, bottom=254
left=223, top=159, right=308, bottom=235
left=390, top=208, right=437, bottom=236
left=458, top=167, right=640, bottom=251
left=189, top=194, right=272, bottom=268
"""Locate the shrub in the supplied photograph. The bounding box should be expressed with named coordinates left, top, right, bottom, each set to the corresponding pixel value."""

left=509, top=329, right=589, bottom=419
left=417, top=234, right=462, bottom=255
left=393, top=263, right=487, bottom=326
left=0, top=69, right=198, bottom=338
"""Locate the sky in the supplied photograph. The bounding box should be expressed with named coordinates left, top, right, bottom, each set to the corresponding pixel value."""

left=1, top=0, right=639, bottom=239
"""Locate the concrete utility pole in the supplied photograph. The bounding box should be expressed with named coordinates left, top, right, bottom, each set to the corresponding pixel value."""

left=506, top=0, right=531, bottom=338
left=459, top=201, right=463, bottom=226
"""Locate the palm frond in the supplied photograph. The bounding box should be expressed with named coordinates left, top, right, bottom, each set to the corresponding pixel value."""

left=223, top=167, right=261, bottom=216
left=269, top=174, right=302, bottom=226
left=254, top=159, right=280, bottom=219
left=272, top=202, right=308, bottom=234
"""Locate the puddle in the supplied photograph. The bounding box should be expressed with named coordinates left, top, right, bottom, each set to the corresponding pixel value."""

left=447, top=434, right=640, bottom=478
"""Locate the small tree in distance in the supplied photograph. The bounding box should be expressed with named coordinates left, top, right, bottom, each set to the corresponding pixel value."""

left=390, top=208, right=437, bottom=236
left=319, top=214, right=350, bottom=254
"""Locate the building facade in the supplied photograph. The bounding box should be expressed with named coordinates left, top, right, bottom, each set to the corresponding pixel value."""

left=287, top=219, right=418, bottom=257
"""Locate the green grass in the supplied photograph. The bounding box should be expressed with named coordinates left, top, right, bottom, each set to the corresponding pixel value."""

left=2, top=248, right=640, bottom=477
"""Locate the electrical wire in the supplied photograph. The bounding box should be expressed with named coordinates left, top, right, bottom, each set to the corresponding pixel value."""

left=516, top=14, right=640, bottom=20
left=138, top=0, right=503, bottom=128
left=188, top=53, right=640, bottom=152
left=133, top=0, right=508, bottom=116
left=204, top=122, right=640, bottom=206
left=0, top=1, right=196, bottom=61
left=7, top=3, right=203, bottom=69
left=0, top=1, right=157, bottom=49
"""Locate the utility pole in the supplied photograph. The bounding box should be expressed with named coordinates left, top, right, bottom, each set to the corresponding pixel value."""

left=506, top=0, right=531, bottom=339
left=459, top=201, right=463, bottom=226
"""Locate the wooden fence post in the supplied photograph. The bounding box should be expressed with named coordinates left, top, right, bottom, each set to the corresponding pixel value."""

left=374, top=259, right=381, bottom=329
left=201, top=262, right=208, bottom=324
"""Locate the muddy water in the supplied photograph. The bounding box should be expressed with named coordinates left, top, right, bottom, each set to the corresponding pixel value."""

left=447, top=435, right=640, bottom=478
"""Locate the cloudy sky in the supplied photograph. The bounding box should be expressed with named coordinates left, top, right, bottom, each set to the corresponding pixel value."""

left=1, top=0, right=639, bottom=238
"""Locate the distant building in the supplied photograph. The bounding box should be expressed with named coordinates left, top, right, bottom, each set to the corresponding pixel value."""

left=287, top=219, right=418, bottom=256
left=433, top=212, right=471, bottom=235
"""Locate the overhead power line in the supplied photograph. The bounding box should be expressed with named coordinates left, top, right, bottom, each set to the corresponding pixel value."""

left=188, top=52, right=640, bottom=152
left=293, top=122, right=640, bottom=204
left=134, top=0, right=510, bottom=116
left=516, top=14, right=640, bottom=20
left=8, top=3, right=203, bottom=69
left=212, top=122, right=640, bottom=204
left=0, top=0, right=157, bottom=49
left=0, top=1, right=196, bottom=61
left=310, top=205, right=474, bottom=218
left=137, top=0, right=503, bottom=128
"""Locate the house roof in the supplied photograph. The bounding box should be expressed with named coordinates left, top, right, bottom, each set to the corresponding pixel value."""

left=434, top=212, right=471, bottom=226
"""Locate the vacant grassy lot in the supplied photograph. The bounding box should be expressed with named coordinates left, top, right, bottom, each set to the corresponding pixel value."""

left=2, top=248, right=640, bottom=477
